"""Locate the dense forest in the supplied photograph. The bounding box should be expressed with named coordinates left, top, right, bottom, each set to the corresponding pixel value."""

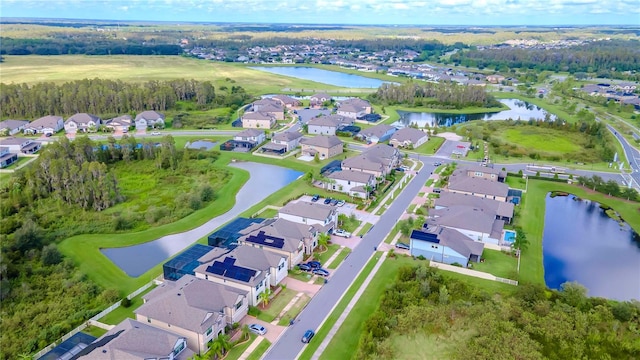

left=0, top=37, right=182, bottom=56
left=0, top=135, right=228, bottom=358
left=355, top=263, right=640, bottom=360
left=0, top=78, right=252, bottom=119
left=370, top=81, right=501, bottom=109
left=449, top=39, right=640, bottom=80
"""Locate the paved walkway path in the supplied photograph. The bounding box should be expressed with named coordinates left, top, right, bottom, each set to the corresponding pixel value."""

left=238, top=336, right=265, bottom=360
left=272, top=292, right=305, bottom=325
left=310, top=252, right=388, bottom=360
left=429, top=262, right=518, bottom=285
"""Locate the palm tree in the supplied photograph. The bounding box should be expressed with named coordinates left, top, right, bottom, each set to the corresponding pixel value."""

left=241, top=324, right=250, bottom=341
left=258, top=288, right=272, bottom=309
left=317, top=233, right=331, bottom=252
left=211, top=334, right=232, bottom=359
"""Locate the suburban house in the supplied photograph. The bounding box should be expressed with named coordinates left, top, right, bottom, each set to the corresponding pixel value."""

left=0, top=137, right=41, bottom=154
left=336, top=103, right=367, bottom=119
left=233, top=129, right=266, bottom=149
left=341, top=144, right=402, bottom=178
left=278, top=200, right=337, bottom=230
left=447, top=176, right=509, bottom=202
left=252, top=98, right=285, bottom=120
left=389, top=127, right=429, bottom=149
left=435, top=192, right=515, bottom=224
left=23, top=115, right=65, bottom=136
left=79, top=319, right=193, bottom=360
left=424, top=205, right=505, bottom=245
left=194, top=246, right=288, bottom=306
left=272, top=95, right=302, bottom=108
left=458, top=165, right=506, bottom=183
left=0, top=147, right=18, bottom=168
left=356, top=124, right=397, bottom=143
left=104, top=115, right=132, bottom=132
left=326, top=170, right=376, bottom=198
left=241, top=111, right=276, bottom=129
left=237, top=218, right=318, bottom=268
left=135, top=110, right=166, bottom=130
left=310, top=93, right=332, bottom=108
left=338, top=98, right=372, bottom=115
left=0, top=120, right=29, bottom=136
left=64, top=113, right=101, bottom=134
left=410, top=226, right=484, bottom=267
left=263, top=131, right=303, bottom=153
left=135, top=275, right=247, bottom=355
left=307, top=115, right=353, bottom=135
left=299, top=135, right=343, bottom=159
left=486, top=74, right=505, bottom=84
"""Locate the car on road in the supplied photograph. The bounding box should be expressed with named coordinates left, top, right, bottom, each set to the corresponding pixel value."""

left=336, top=200, right=345, bottom=207
left=323, top=198, right=332, bottom=204
left=395, top=242, right=410, bottom=250
left=434, top=162, right=442, bottom=166
left=313, top=268, right=330, bottom=277
left=302, top=329, right=315, bottom=343
left=307, top=261, right=322, bottom=269
left=311, top=194, right=320, bottom=202
left=150, top=131, right=162, bottom=136
left=333, top=229, right=351, bottom=238
left=297, top=263, right=312, bottom=271
left=249, top=324, right=267, bottom=336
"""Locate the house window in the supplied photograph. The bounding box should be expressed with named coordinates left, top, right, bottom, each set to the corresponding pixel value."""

left=173, top=340, right=186, bottom=356
left=147, top=317, right=151, bottom=323
left=491, top=174, right=495, bottom=178
left=475, top=172, right=483, bottom=176
left=206, top=327, right=213, bottom=336
left=235, top=301, right=243, bottom=310
left=347, top=181, right=351, bottom=185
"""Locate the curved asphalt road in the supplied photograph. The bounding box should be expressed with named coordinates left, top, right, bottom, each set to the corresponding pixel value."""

left=263, top=164, right=435, bottom=360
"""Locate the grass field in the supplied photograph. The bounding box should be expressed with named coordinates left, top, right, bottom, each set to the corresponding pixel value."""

left=472, top=249, right=518, bottom=280
left=82, top=326, right=108, bottom=339
left=277, top=294, right=311, bottom=326
left=327, top=247, right=351, bottom=269
left=246, top=339, right=271, bottom=360
left=499, top=127, right=581, bottom=153
left=356, top=222, right=373, bottom=237
left=314, top=244, right=341, bottom=265
left=411, top=136, right=445, bottom=155
left=99, top=285, right=157, bottom=325
left=225, top=333, right=258, bottom=360
left=257, top=288, right=298, bottom=323
left=506, top=175, right=527, bottom=190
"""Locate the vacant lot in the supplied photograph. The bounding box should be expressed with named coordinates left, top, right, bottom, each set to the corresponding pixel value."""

left=499, top=127, right=581, bottom=154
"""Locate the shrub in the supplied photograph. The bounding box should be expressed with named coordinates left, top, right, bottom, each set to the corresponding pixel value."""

left=41, top=244, right=62, bottom=266
left=248, top=306, right=261, bottom=317
left=417, top=255, right=426, bottom=261
left=121, top=297, right=132, bottom=308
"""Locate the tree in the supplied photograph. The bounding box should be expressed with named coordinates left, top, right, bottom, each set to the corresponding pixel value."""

left=317, top=233, right=331, bottom=252
left=13, top=219, right=44, bottom=254
left=41, top=244, right=62, bottom=266
left=259, top=288, right=272, bottom=309
left=210, top=333, right=231, bottom=358
left=513, top=227, right=529, bottom=251
left=240, top=324, right=251, bottom=341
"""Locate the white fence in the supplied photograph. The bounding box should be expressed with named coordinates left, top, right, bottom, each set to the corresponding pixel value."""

left=495, top=277, right=519, bottom=286
left=33, top=279, right=160, bottom=359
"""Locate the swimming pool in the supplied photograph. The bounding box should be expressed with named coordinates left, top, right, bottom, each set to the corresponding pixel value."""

left=503, top=230, right=516, bottom=244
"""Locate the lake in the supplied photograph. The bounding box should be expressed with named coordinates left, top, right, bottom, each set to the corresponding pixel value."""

left=250, top=66, right=391, bottom=88
left=393, top=99, right=555, bottom=128
left=101, top=162, right=303, bottom=277
left=542, top=193, right=640, bottom=301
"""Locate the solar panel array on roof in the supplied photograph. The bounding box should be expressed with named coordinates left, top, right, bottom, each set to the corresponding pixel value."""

left=410, top=230, right=439, bottom=243
left=163, top=244, right=214, bottom=281
left=208, top=217, right=265, bottom=248
left=206, top=259, right=257, bottom=283
left=245, top=231, right=286, bottom=249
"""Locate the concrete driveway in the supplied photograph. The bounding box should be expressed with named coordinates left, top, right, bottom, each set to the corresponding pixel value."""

left=239, top=316, right=286, bottom=344
left=281, top=277, right=321, bottom=297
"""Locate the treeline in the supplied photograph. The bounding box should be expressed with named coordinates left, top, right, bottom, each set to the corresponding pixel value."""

left=449, top=39, right=640, bottom=80
left=0, top=78, right=252, bottom=119
left=370, top=81, right=501, bottom=109
left=576, top=175, right=640, bottom=201
left=355, top=263, right=640, bottom=360
left=0, top=37, right=182, bottom=56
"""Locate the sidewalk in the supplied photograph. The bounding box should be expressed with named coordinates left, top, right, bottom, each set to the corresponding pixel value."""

left=238, top=336, right=265, bottom=360
left=310, top=252, right=388, bottom=360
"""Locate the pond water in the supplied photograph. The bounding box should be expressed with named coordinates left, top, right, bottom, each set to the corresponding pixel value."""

left=101, top=162, right=303, bottom=277
left=542, top=193, right=640, bottom=301
left=393, top=99, right=556, bottom=128
left=250, top=66, right=391, bottom=88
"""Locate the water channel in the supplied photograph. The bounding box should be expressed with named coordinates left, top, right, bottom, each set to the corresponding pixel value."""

left=250, top=66, right=392, bottom=88
left=542, top=193, right=640, bottom=301
left=101, top=162, right=303, bottom=277
left=394, top=99, right=555, bottom=128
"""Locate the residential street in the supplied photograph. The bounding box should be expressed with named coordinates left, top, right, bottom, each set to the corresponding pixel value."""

left=263, top=164, right=435, bottom=360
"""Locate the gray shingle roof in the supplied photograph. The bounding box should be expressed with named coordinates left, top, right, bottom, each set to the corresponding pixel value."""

left=458, top=164, right=503, bottom=177
left=239, top=218, right=313, bottom=253
left=435, top=192, right=514, bottom=219
left=81, top=318, right=194, bottom=360
left=390, top=127, right=428, bottom=143
left=426, top=205, right=499, bottom=234
left=415, top=226, right=484, bottom=259
left=135, top=110, right=165, bottom=121
left=136, top=275, right=245, bottom=334
left=341, top=154, right=385, bottom=173
left=27, top=115, right=63, bottom=130
left=242, top=111, right=275, bottom=120
left=300, top=135, right=343, bottom=148
left=0, top=137, right=32, bottom=146
left=279, top=201, right=335, bottom=222
left=448, top=177, right=509, bottom=198
left=360, top=124, right=396, bottom=138
left=0, top=119, right=29, bottom=130
left=236, top=129, right=265, bottom=137
left=327, top=170, right=374, bottom=183
left=67, top=113, right=100, bottom=125
left=272, top=131, right=303, bottom=142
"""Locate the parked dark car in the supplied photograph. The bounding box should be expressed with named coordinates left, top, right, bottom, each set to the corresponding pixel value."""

left=311, top=194, right=320, bottom=202
left=307, top=261, right=322, bottom=269
left=330, top=199, right=339, bottom=206
left=313, top=268, right=330, bottom=277
left=395, top=242, right=410, bottom=250
left=297, top=263, right=312, bottom=271
left=324, top=198, right=332, bottom=204
left=302, top=329, right=315, bottom=343
left=394, top=167, right=405, bottom=172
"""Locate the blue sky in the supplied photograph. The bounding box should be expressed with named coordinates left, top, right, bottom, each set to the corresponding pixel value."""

left=1, top=0, right=638, bottom=25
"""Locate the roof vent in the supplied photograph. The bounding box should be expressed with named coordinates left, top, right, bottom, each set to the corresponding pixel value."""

left=177, top=293, right=181, bottom=296
left=102, top=350, right=107, bottom=353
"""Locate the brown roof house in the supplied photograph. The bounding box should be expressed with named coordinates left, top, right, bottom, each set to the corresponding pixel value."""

left=299, top=135, right=343, bottom=160
left=24, top=115, right=65, bottom=135
left=389, top=127, right=429, bottom=149
left=64, top=113, right=101, bottom=134
left=242, top=111, right=276, bottom=129
left=78, top=318, right=194, bottom=360
left=310, top=93, right=333, bottom=108
left=135, top=274, right=248, bottom=355
left=252, top=98, right=285, bottom=120
left=272, top=95, right=302, bottom=108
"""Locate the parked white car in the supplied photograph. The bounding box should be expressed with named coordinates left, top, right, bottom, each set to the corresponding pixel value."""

left=333, top=229, right=351, bottom=238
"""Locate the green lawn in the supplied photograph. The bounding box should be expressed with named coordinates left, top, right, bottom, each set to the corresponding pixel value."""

left=99, top=285, right=157, bottom=325
left=506, top=176, right=527, bottom=190
left=82, top=326, right=108, bottom=339
left=338, top=216, right=361, bottom=233
left=255, top=207, right=279, bottom=219
left=499, top=127, right=581, bottom=153
left=388, top=330, right=472, bottom=360
left=246, top=339, right=271, bottom=360
left=411, top=136, right=445, bottom=155
left=384, top=228, right=400, bottom=244
left=288, top=269, right=314, bottom=283
left=472, top=249, right=518, bottom=280
left=425, top=178, right=434, bottom=187
left=356, top=222, right=373, bottom=237
left=256, top=288, right=298, bottom=323
left=313, top=244, right=341, bottom=265
left=224, top=333, right=257, bottom=360
left=327, top=247, right=351, bottom=269
left=1, top=156, right=32, bottom=169
left=277, top=294, right=311, bottom=326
